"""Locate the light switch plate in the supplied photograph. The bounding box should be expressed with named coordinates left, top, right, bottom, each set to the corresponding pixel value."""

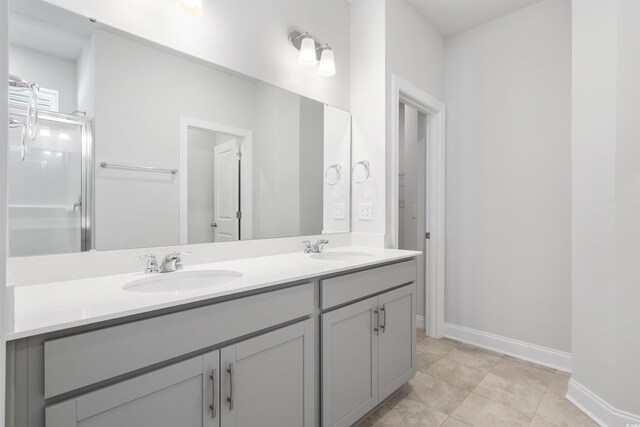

left=359, top=203, right=373, bottom=221
left=332, top=203, right=346, bottom=220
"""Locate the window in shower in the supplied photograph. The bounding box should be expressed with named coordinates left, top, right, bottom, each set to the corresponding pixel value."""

left=9, top=87, right=59, bottom=112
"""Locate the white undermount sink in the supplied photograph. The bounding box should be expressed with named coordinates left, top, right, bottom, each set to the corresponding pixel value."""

left=123, top=270, right=243, bottom=293
left=309, top=251, right=375, bottom=261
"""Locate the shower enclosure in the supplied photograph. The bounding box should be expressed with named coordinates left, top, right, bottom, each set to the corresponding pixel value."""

left=7, top=109, right=93, bottom=257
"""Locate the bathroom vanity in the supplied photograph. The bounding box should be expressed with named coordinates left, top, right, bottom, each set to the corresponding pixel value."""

left=5, top=249, right=419, bottom=427
left=4, top=1, right=419, bottom=426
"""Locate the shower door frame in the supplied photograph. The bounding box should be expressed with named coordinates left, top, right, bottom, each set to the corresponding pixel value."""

left=8, top=108, right=95, bottom=252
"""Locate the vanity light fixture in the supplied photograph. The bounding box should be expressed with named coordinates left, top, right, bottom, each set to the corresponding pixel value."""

left=318, top=46, right=336, bottom=77
left=177, top=0, right=203, bottom=17
left=289, top=30, right=336, bottom=77
left=298, top=35, right=317, bottom=67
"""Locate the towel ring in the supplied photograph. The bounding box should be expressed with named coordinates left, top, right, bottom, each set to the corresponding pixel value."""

left=352, top=160, right=370, bottom=184
left=325, top=163, right=342, bottom=186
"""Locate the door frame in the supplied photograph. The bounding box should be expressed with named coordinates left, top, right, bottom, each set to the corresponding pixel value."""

left=179, top=116, right=253, bottom=244
left=389, top=75, right=446, bottom=338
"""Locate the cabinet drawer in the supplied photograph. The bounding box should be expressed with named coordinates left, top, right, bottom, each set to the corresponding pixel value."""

left=320, top=259, right=416, bottom=310
left=44, top=283, right=313, bottom=399
left=46, top=354, right=217, bottom=427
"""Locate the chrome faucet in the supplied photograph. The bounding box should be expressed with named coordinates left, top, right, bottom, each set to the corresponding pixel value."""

left=135, top=254, right=159, bottom=274
left=303, top=239, right=329, bottom=254
left=159, top=251, right=191, bottom=273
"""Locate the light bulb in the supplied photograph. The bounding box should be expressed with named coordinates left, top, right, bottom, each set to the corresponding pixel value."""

left=318, top=48, right=336, bottom=77
left=298, top=36, right=317, bottom=67
left=177, top=0, right=203, bottom=17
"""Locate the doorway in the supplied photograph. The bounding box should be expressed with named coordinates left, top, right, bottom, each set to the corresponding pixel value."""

left=390, top=75, right=446, bottom=338
left=398, top=103, right=428, bottom=332
left=179, top=117, right=253, bottom=244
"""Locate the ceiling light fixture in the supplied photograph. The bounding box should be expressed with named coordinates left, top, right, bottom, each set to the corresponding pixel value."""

left=288, top=30, right=336, bottom=77
left=177, top=0, right=203, bottom=17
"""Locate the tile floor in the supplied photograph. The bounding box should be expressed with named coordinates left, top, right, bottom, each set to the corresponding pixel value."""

left=358, top=332, right=598, bottom=427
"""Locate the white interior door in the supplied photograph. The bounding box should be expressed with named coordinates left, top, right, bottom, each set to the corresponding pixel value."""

left=213, top=139, right=240, bottom=242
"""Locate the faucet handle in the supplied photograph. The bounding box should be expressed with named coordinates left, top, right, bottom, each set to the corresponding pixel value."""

left=134, top=254, right=158, bottom=274
left=302, top=240, right=313, bottom=253
left=173, top=251, right=191, bottom=270
left=316, top=239, right=329, bottom=252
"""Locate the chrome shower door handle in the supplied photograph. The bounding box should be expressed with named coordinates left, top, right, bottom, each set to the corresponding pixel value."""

left=227, top=363, right=235, bottom=410
left=210, top=369, right=218, bottom=418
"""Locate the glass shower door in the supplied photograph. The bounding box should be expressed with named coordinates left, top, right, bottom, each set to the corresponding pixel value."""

left=7, top=111, right=92, bottom=257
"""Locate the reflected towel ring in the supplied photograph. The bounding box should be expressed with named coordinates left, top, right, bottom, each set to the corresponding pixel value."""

left=352, top=160, right=370, bottom=184
left=325, top=163, right=342, bottom=186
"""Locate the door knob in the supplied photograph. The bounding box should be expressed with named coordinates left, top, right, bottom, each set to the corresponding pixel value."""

left=211, top=222, right=218, bottom=228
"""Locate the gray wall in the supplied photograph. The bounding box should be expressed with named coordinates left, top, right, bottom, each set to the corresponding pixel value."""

left=80, top=30, right=325, bottom=250
left=0, top=1, right=8, bottom=423
left=252, top=84, right=300, bottom=240
left=444, top=0, right=572, bottom=352
left=9, top=44, right=77, bottom=113
left=88, top=30, right=256, bottom=250
left=299, top=97, right=324, bottom=236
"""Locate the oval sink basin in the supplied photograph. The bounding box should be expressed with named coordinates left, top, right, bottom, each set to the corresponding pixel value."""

left=123, top=270, right=243, bottom=293
left=309, top=251, right=375, bottom=261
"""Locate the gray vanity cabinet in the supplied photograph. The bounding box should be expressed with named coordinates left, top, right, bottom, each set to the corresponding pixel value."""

left=377, top=285, right=416, bottom=401
left=46, top=351, right=220, bottom=427
left=46, top=319, right=314, bottom=427
left=220, top=319, right=315, bottom=427
left=321, top=283, right=416, bottom=427
left=321, top=296, right=380, bottom=427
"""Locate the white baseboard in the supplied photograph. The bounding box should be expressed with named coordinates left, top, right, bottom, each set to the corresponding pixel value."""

left=444, top=323, right=572, bottom=372
left=567, top=378, right=640, bottom=427
left=416, top=315, right=425, bottom=329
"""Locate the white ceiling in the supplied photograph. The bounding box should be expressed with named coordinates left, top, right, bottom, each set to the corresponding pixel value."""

left=406, top=0, right=545, bottom=37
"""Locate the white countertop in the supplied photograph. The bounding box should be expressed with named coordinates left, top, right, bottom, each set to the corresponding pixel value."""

left=6, top=247, right=419, bottom=340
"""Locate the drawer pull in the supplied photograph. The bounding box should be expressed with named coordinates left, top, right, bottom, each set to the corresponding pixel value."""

left=227, top=363, right=235, bottom=410
left=373, top=308, right=380, bottom=335
left=209, top=369, right=217, bottom=418
left=380, top=305, right=386, bottom=333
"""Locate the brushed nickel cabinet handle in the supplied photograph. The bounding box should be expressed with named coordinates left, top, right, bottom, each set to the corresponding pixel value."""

left=227, top=363, right=235, bottom=410
left=374, top=308, right=379, bottom=336
left=209, top=369, right=217, bottom=418
left=380, top=305, right=386, bottom=333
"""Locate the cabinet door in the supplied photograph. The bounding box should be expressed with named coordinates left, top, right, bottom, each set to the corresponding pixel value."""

left=321, top=296, right=379, bottom=427
left=46, top=352, right=220, bottom=427
left=378, top=284, right=416, bottom=401
left=220, top=319, right=314, bottom=427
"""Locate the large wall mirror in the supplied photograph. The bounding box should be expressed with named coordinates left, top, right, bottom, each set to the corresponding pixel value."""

left=7, top=0, right=351, bottom=257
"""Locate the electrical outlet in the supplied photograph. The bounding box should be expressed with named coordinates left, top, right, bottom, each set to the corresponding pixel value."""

left=359, top=203, right=373, bottom=221
left=332, top=203, right=346, bottom=220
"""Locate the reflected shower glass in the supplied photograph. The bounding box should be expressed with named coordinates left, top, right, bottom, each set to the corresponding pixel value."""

left=8, top=116, right=85, bottom=256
